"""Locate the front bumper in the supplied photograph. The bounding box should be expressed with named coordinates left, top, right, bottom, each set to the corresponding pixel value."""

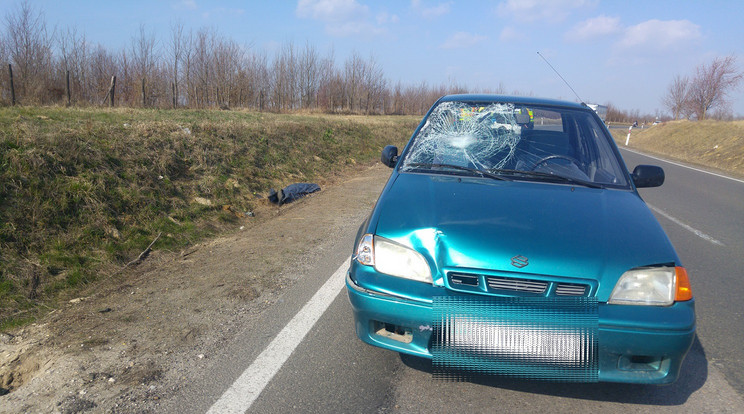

left=346, top=272, right=696, bottom=384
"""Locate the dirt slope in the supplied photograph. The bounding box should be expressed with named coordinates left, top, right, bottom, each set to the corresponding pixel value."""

left=610, top=120, right=744, bottom=178
left=0, top=162, right=392, bottom=413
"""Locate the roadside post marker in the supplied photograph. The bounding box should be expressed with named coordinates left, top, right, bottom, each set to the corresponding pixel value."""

left=625, top=126, right=632, bottom=146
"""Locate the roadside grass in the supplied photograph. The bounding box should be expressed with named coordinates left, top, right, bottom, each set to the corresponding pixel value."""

left=0, top=106, right=419, bottom=328
left=610, top=120, right=744, bottom=177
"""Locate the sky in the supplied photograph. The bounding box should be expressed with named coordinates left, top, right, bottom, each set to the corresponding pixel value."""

left=3, top=0, right=744, bottom=116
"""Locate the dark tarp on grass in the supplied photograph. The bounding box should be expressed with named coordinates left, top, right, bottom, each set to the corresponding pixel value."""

left=268, top=183, right=321, bottom=206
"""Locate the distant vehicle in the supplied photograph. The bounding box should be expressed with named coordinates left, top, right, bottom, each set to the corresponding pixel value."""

left=587, top=104, right=607, bottom=123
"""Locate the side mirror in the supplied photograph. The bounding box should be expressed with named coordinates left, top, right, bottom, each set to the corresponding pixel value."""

left=632, top=165, right=665, bottom=188
left=381, top=145, right=399, bottom=168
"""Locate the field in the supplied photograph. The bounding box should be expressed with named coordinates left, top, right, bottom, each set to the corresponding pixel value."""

left=0, top=107, right=419, bottom=329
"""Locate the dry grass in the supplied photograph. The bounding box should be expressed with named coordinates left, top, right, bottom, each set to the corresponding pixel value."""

left=0, top=106, right=419, bottom=328
left=610, top=120, right=744, bottom=177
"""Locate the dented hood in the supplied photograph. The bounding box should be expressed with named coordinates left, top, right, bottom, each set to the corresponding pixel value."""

left=372, top=172, right=678, bottom=298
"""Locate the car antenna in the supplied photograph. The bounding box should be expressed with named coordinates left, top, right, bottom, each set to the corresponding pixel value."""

left=536, top=51, right=585, bottom=105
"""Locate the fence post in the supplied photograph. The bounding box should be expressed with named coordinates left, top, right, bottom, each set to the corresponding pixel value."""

left=8, top=64, right=15, bottom=106
left=66, top=70, right=71, bottom=105
left=109, top=75, right=116, bottom=107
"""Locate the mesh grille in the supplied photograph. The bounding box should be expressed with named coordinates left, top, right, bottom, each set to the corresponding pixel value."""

left=432, top=296, right=598, bottom=382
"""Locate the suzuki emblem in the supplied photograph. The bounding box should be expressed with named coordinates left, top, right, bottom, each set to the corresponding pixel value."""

left=511, top=255, right=529, bottom=268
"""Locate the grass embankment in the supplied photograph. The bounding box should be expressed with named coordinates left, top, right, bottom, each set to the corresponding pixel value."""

left=0, top=107, right=419, bottom=329
left=610, top=120, right=744, bottom=177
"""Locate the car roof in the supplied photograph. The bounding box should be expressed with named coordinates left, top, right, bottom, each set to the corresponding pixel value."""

left=437, top=94, right=588, bottom=110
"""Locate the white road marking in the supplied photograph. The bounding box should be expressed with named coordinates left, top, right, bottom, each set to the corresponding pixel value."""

left=648, top=204, right=725, bottom=246
left=620, top=147, right=744, bottom=185
left=206, top=259, right=349, bottom=414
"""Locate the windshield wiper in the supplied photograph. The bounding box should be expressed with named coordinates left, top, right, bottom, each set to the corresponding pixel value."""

left=488, top=168, right=604, bottom=188
left=405, top=163, right=511, bottom=181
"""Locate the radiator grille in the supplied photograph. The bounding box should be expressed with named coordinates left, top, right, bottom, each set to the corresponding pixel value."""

left=487, top=276, right=547, bottom=294
left=449, top=272, right=591, bottom=297
left=555, top=283, right=587, bottom=296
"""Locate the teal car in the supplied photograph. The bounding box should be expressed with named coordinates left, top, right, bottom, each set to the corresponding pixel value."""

left=346, top=95, right=695, bottom=384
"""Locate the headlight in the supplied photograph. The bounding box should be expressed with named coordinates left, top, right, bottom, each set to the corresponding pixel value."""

left=609, top=266, right=692, bottom=306
left=355, top=234, right=432, bottom=284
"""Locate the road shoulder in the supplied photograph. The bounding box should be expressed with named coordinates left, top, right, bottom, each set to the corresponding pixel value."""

left=0, top=162, right=392, bottom=413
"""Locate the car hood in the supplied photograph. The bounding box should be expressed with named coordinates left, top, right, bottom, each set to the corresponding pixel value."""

left=373, top=172, right=678, bottom=299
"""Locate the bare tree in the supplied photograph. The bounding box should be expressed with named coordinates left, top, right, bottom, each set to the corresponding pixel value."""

left=662, top=75, right=690, bottom=120
left=298, top=42, right=319, bottom=109
left=189, top=28, right=215, bottom=108
left=316, top=48, right=338, bottom=111
left=271, top=42, right=300, bottom=111
left=181, top=28, right=194, bottom=107
left=248, top=51, right=270, bottom=110
left=58, top=26, right=91, bottom=103
left=117, top=49, right=134, bottom=106
left=362, top=56, right=385, bottom=114
left=686, top=55, right=743, bottom=120
left=711, top=107, right=734, bottom=121
left=343, top=52, right=365, bottom=112
left=169, top=21, right=185, bottom=107
left=130, top=24, right=157, bottom=107
left=4, top=0, right=54, bottom=103
left=89, top=44, right=117, bottom=104
left=212, top=35, right=243, bottom=108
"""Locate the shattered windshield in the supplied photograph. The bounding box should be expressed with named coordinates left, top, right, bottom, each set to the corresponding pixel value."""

left=400, top=101, right=629, bottom=188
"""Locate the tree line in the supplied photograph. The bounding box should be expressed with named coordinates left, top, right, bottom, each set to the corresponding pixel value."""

left=4, top=2, right=740, bottom=120
left=0, top=2, right=495, bottom=115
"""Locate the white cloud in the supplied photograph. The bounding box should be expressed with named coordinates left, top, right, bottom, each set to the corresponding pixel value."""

left=497, top=0, right=597, bottom=23
left=297, top=0, right=392, bottom=37
left=617, top=19, right=701, bottom=50
left=296, top=0, right=369, bottom=22
left=411, top=0, right=452, bottom=19
left=440, top=31, right=488, bottom=49
left=565, top=15, right=622, bottom=41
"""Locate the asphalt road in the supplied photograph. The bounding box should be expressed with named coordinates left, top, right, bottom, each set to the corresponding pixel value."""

left=166, top=149, right=744, bottom=414
left=621, top=148, right=744, bottom=397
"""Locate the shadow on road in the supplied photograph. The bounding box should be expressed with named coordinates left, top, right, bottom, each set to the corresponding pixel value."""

left=400, top=335, right=707, bottom=406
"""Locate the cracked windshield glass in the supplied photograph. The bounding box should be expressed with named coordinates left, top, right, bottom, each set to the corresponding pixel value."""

left=400, top=101, right=628, bottom=187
